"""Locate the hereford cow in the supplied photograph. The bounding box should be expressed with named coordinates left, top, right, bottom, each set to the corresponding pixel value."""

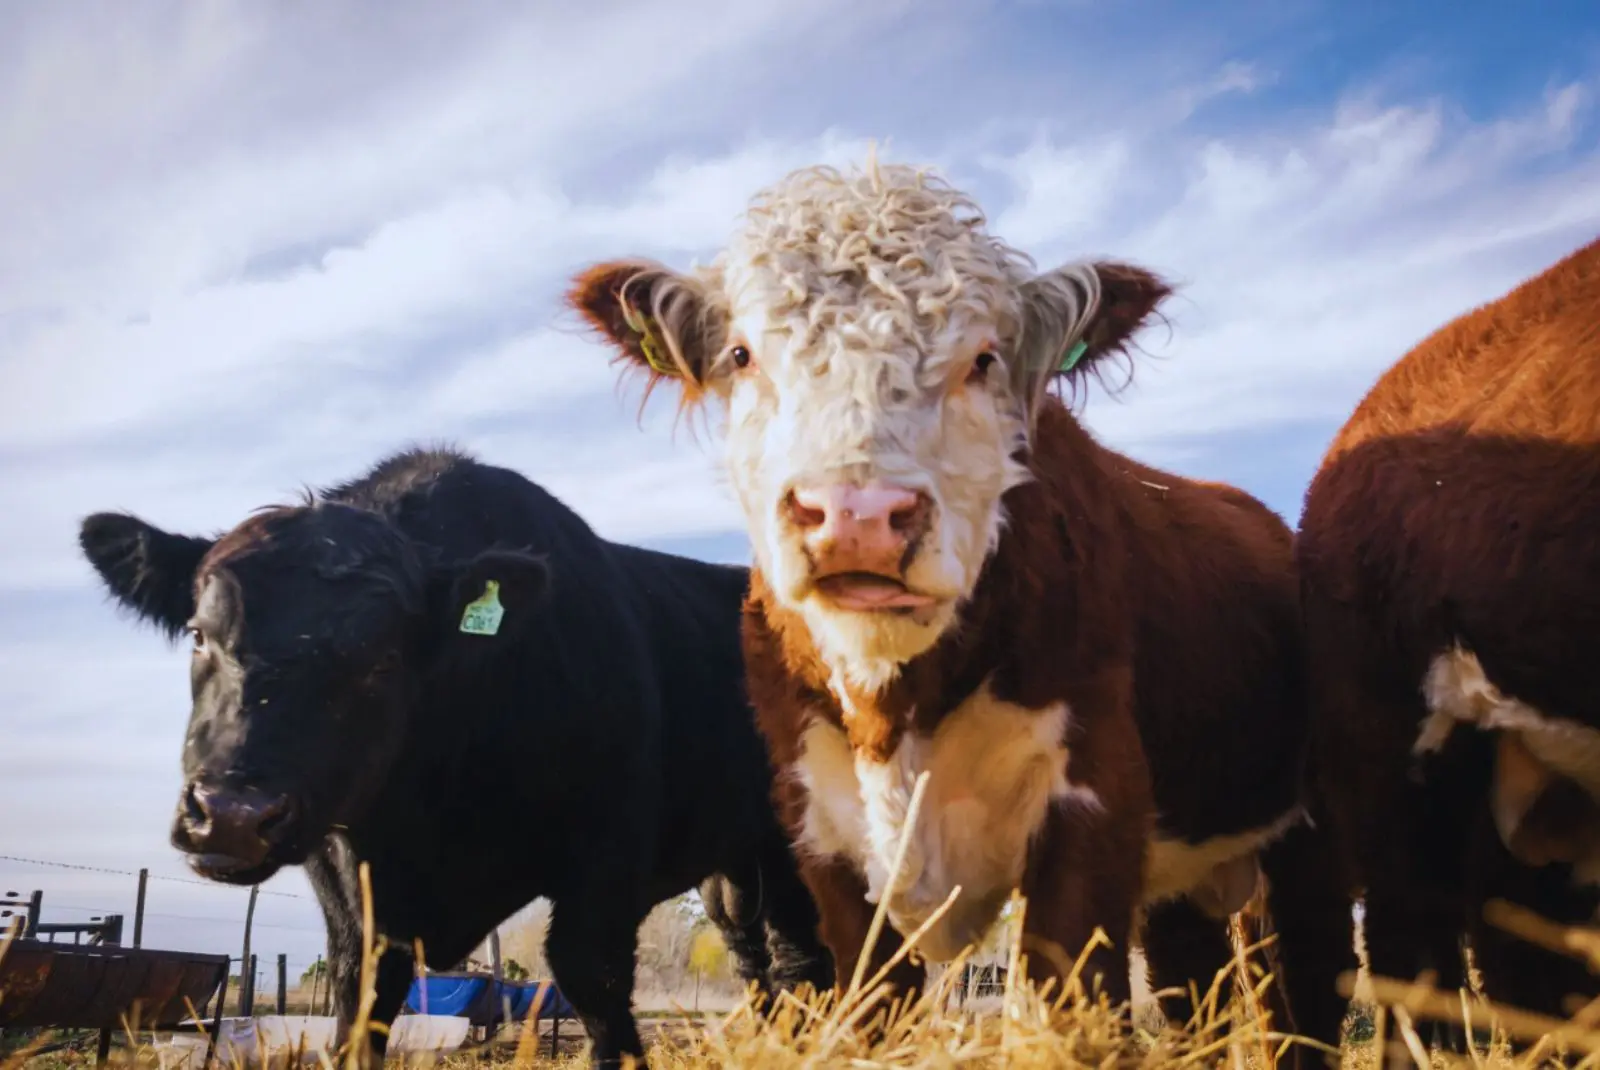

left=566, top=159, right=1348, bottom=1045
left=77, top=448, right=834, bottom=1068
left=1296, top=235, right=1600, bottom=1037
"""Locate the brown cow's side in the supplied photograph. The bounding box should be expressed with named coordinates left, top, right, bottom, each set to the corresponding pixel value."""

left=1298, top=234, right=1600, bottom=1036
left=566, top=159, right=1349, bottom=1054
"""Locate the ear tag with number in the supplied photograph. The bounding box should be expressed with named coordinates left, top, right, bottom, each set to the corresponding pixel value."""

left=459, top=580, right=505, bottom=637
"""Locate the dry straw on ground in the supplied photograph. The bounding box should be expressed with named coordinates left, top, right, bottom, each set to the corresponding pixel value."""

left=5, top=777, right=1599, bottom=1067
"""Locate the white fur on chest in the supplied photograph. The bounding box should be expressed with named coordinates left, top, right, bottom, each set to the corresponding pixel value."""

left=791, top=683, right=1097, bottom=961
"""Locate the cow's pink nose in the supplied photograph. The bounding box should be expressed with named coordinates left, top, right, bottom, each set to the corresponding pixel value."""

left=785, top=482, right=933, bottom=572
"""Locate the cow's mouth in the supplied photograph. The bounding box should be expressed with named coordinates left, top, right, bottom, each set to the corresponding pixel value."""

left=813, top=572, right=941, bottom=614
left=187, top=853, right=285, bottom=886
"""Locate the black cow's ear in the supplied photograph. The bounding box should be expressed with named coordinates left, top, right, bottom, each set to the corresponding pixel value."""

left=436, top=548, right=551, bottom=644
left=78, top=512, right=215, bottom=641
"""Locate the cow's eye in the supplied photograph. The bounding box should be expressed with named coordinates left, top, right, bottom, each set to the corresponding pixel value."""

left=188, top=627, right=206, bottom=654
left=966, top=351, right=1000, bottom=384
left=729, top=345, right=751, bottom=370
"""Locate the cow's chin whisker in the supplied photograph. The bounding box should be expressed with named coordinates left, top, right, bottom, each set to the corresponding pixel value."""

left=798, top=595, right=961, bottom=686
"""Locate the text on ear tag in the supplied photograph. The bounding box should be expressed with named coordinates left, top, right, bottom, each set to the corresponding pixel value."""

left=459, top=580, right=505, bottom=637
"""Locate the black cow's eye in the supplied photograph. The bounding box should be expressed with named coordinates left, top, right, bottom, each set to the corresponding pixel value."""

left=729, top=345, right=751, bottom=370
left=188, top=627, right=206, bottom=654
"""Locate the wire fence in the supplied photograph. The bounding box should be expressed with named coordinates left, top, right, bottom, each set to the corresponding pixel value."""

left=0, top=855, right=305, bottom=898
left=1, top=852, right=333, bottom=1013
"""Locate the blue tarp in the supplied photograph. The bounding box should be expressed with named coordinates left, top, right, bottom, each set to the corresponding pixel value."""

left=404, top=974, right=494, bottom=1020
left=404, top=973, right=571, bottom=1024
left=500, top=979, right=574, bottom=1021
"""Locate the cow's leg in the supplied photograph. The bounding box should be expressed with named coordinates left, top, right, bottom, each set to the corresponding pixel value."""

left=321, top=921, right=416, bottom=1066
left=1467, top=805, right=1600, bottom=1054
left=1313, top=664, right=1479, bottom=1057
left=1257, top=816, right=1359, bottom=1063
left=1361, top=878, right=1469, bottom=1055
left=1019, top=804, right=1142, bottom=1013
left=306, top=841, right=385, bottom=1062
left=545, top=893, right=647, bottom=1069
left=699, top=872, right=774, bottom=996
left=1141, top=896, right=1235, bottom=1026
left=754, top=834, right=835, bottom=996
left=1017, top=678, right=1147, bottom=1014
left=800, top=855, right=923, bottom=1007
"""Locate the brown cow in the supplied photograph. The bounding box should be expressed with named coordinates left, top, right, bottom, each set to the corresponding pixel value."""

left=567, top=158, right=1347, bottom=1046
left=1297, top=235, right=1600, bottom=1040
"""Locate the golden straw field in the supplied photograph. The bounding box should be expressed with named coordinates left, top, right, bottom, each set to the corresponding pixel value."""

left=8, top=823, right=1600, bottom=1069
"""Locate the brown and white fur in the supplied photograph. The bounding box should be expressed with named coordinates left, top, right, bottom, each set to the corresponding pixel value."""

left=567, top=158, right=1347, bottom=1051
left=1297, top=235, right=1600, bottom=1043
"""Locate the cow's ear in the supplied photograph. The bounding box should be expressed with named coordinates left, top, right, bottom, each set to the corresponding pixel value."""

left=79, top=512, right=215, bottom=641
left=566, top=258, right=728, bottom=394
left=1014, top=259, right=1174, bottom=421
left=431, top=548, right=551, bottom=647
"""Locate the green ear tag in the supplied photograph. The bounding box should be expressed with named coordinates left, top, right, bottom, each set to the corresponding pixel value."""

left=459, top=580, right=505, bottom=637
left=1060, top=339, right=1090, bottom=373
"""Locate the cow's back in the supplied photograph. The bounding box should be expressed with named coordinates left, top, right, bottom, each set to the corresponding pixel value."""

left=1301, top=237, right=1600, bottom=727
left=1327, top=235, right=1600, bottom=458
left=327, top=447, right=616, bottom=570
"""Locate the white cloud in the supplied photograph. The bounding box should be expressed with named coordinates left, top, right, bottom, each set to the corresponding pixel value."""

left=986, top=138, right=1131, bottom=250
left=1172, top=60, right=1272, bottom=121
left=974, top=76, right=1600, bottom=458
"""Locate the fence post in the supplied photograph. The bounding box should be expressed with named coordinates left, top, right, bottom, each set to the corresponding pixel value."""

left=204, top=966, right=230, bottom=1070
left=277, top=953, right=288, bottom=1015
left=133, top=868, right=149, bottom=948
left=488, top=929, right=507, bottom=1032
left=26, top=890, right=41, bottom=937
left=238, top=886, right=259, bottom=1015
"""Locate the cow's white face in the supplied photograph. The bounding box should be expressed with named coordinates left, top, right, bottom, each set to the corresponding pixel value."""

left=570, top=161, right=1168, bottom=692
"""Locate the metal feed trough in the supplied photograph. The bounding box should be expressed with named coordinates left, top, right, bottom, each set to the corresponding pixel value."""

left=0, top=938, right=230, bottom=1031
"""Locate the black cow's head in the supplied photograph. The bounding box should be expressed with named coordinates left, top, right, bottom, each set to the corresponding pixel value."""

left=79, top=502, right=548, bottom=885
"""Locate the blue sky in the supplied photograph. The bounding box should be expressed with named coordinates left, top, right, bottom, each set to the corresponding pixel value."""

left=2, top=0, right=1597, bottom=976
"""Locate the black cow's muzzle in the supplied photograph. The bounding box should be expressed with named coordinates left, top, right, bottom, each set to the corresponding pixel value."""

left=172, top=781, right=301, bottom=882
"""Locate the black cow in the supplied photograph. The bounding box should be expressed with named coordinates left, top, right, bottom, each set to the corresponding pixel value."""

left=77, top=447, right=834, bottom=1067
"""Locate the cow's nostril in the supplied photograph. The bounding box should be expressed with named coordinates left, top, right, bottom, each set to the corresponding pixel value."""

left=254, top=795, right=297, bottom=845
left=785, top=490, right=828, bottom=530
left=183, top=783, right=208, bottom=827
left=889, top=493, right=932, bottom=535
